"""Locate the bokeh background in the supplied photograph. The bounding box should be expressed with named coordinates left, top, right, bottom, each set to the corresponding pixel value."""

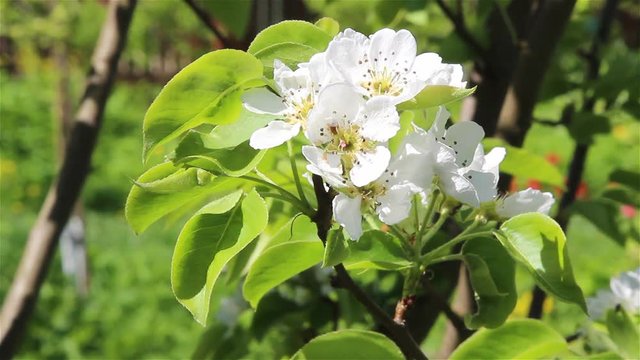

left=1, top=0, right=638, bottom=358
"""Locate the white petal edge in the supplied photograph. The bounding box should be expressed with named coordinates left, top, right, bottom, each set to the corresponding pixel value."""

left=249, top=121, right=300, bottom=149
left=242, top=88, right=287, bottom=115
left=333, top=193, right=363, bottom=240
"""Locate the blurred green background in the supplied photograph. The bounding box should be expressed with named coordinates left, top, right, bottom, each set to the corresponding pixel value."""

left=1, top=0, right=638, bottom=358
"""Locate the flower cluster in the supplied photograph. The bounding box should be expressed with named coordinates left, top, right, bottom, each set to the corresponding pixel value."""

left=587, top=267, right=640, bottom=320
left=244, top=28, right=554, bottom=240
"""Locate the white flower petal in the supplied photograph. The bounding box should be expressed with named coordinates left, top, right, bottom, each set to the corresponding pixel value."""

left=350, top=146, right=391, bottom=187
left=440, top=172, right=479, bottom=207
left=369, top=29, right=416, bottom=74
left=302, top=146, right=346, bottom=188
left=249, top=121, right=300, bottom=149
left=426, top=63, right=466, bottom=88
left=587, top=290, right=618, bottom=320
left=242, top=88, right=287, bottom=115
left=442, top=121, right=485, bottom=168
left=411, top=52, right=444, bottom=83
left=325, top=28, right=370, bottom=87
left=358, top=97, right=400, bottom=142
left=496, top=188, right=555, bottom=218
left=428, top=106, right=450, bottom=140
left=333, top=193, right=363, bottom=240
left=376, top=185, right=413, bottom=225
left=306, top=83, right=364, bottom=145
left=463, top=169, right=497, bottom=204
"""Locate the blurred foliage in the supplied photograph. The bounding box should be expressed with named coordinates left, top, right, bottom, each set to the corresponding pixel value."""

left=0, top=0, right=638, bottom=358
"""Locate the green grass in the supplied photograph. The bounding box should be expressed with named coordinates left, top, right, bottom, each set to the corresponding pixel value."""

left=1, top=211, right=203, bottom=359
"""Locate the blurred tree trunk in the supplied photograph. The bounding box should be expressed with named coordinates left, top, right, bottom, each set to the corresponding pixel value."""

left=54, top=38, right=90, bottom=297
left=0, top=0, right=137, bottom=356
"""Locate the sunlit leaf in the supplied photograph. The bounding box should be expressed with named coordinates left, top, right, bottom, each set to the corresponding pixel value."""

left=449, top=319, right=567, bottom=359
left=323, top=228, right=349, bottom=267
left=243, top=240, right=323, bottom=308
left=143, top=50, right=264, bottom=160
left=171, top=189, right=268, bottom=324
left=248, top=20, right=332, bottom=55
left=495, top=213, right=586, bottom=312
left=125, top=162, right=241, bottom=234
left=397, top=85, right=476, bottom=110
left=314, top=17, right=340, bottom=36
left=343, top=230, right=412, bottom=271
left=291, top=329, right=403, bottom=360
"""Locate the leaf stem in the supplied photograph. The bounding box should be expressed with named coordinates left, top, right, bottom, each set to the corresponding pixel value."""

left=416, top=188, right=440, bottom=245
left=239, top=174, right=312, bottom=216
left=287, top=140, right=310, bottom=207
left=259, top=192, right=313, bottom=216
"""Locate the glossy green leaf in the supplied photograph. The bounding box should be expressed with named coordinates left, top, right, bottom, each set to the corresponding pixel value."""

left=314, top=17, right=340, bottom=36
left=125, top=162, right=241, bottom=234
left=343, top=230, right=412, bottom=271
left=585, top=352, right=624, bottom=360
left=291, top=330, right=404, bottom=360
left=205, top=109, right=275, bottom=149
left=484, top=138, right=565, bottom=188
left=606, top=306, right=640, bottom=359
left=462, top=237, right=517, bottom=329
left=247, top=20, right=332, bottom=55
left=171, top=189, right=268, bottom=324
left=397, top=85, right=476, bottom=110
left=323, top=228, right=349, bottom=267
left=174, top=135, right=265, bottom=177
left=496, top=213, right=586, bottom=311
left=143, top=50, right=263, bottom=160
left=253, top=42, right=321, bottom=76
left=569, top=112, right=610, bottom=145
left=450, top=319, right=567, bottom=359
left=263, top=214, right=320, bottom=249
left=243, top=240, right=323, bottom=308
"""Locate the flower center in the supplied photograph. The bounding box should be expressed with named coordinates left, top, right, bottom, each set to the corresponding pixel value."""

left=286, top=95, right=314, bottom=128
left=323, top=123, right=375, bottom=156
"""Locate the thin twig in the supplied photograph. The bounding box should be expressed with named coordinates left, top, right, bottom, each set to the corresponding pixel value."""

left=434, top=0, right=490, bottom=67
left=183, top=0, right=237, bottom=49
left=310, top=175, right=428, bottom=360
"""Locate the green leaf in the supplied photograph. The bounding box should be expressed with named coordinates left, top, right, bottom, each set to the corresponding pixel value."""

left=247, top=20, right=332, bottom=55
left=314, top=17, right=340, bottom=36
left=496, top=213, right=586, bottom=311
left=205, top=109, right=275, bottom=149
left=484, top=138, right=565, bottom=188
left=171, top=189, right=268, bottom=324
left=291, top=329, right=404, bottom=360
left=174, top=135, right=265, bottom=177
left=570, top=200, right=625, bottom=246
left=253, top=42, right=322, bottom=76
left=462, top=237, right=517, bottom=329
left=243, top=240, right=323, bottom=308
left=143, top=50, right=263, bottom=160
left=397, top=85, right=476, bottom=110
left=323, top=228, right=349, bottom=267
left=606, top=306, right=640, bottom=359
left=344, top=230, right=412, bottom=271
left=125, top=162, right=241, bottom=234
left=449, top=319, right=567, bottom=359
left=568, top=112, right=610, bottom=145
left=601, top=187, right=640, bottom=208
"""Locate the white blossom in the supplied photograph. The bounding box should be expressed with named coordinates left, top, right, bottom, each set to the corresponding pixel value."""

left=303, top=146, right=414, bottom=240
left=244, top=54, right=339, bottom=149
left=587, top=268, right=640, bottom=320
left=496, top=188, right=555, bottom=218
left=306, top=83, right=400, bottom=187
left=326, top=28, right=466, bottom=104
left=397, top=106, right=507, bottom=207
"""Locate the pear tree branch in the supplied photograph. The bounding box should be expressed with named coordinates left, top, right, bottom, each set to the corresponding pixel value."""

left=310, top=175, right=428, bottom=360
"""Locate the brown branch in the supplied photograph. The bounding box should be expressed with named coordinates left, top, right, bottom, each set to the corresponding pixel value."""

left=0, top=0, right=137, bottom=356
left=310, top=176, right=427, bottom=360
left=434, top=0, right=490, bottom=70
left=182, top=0, right=239, bottom=49
left=528, top=0, right=619, bottom=319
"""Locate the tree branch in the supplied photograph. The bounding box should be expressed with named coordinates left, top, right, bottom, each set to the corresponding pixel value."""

left=0, top=0, right=137, bottom=356
left=182, top=0, right=239, bottom=49
left=310, top=176, right=427, bottom=360
left=434, top=0, right=490, bottom=70
left=528, top=0, right=619, bottom=319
